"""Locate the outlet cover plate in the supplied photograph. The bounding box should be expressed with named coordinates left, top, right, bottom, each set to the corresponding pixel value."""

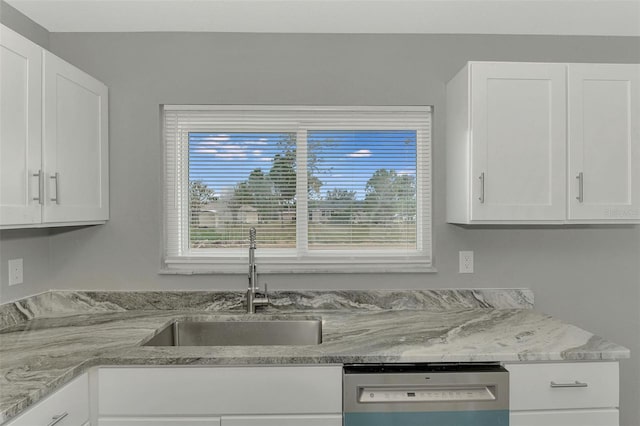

left=8, top=258, right=23, bottom=286
left=459, top=251, right=474, bottom=274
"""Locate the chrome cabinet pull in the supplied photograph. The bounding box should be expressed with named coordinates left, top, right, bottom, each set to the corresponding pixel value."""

left=32, top=170, right=44, bottom=204
left=50, top=172, right=60, bottom=204
left=46, top=412, right=68, bottom=426
left=478, top=173, right=485, bottom=203
left=550, top=380, right=588, bottom=388
left=576, top=172, right=584, bottom=203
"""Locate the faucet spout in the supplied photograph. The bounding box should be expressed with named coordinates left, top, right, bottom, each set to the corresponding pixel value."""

left=247, top=227, right=268, bottom=313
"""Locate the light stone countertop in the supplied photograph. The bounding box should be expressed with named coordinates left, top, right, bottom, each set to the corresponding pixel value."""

left=0, top=289, right=630, bottom=423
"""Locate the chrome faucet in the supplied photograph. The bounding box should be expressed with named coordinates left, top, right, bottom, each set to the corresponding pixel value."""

left=246, top=227, right=268, bottom=313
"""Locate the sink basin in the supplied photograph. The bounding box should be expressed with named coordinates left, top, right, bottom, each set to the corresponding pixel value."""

left=142, top=319, right=322, bottom=346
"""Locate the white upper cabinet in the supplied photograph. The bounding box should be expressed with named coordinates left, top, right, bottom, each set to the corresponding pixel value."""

left=568, top=64, right=640, bottom=222
left=0, top=25, right=109, bottom=229
left=0, top=25, right=42, bottom=226
left=447, top=61, right=640, bottom=224
left=42, top=51, right=109, bottom=223
left=469, top=62, right=567, bottom=222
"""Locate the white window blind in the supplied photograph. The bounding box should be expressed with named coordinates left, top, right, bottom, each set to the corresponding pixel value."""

left=163, top=106, right=432, bottom=273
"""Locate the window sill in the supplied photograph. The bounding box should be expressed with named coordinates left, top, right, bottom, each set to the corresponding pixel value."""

left=160, top=258, right=436, bottom=275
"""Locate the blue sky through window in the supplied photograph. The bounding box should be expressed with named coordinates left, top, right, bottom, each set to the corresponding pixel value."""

left=189, top=130, right=417, bottom=200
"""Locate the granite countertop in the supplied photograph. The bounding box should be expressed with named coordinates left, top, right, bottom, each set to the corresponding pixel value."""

left=0, top=289, right=630, bottom=423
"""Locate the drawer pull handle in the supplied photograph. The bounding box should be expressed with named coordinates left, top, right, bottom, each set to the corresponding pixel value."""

left=550, top=381, right=588, bottom=388
left=47, top=412, right=68, bottom=426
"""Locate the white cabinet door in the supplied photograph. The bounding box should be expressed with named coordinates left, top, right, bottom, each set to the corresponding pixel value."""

left=221, top=415, right=342, bottom=426
left=470, top=62, right=567, bottom=222
left=99, top=418, right=221, bottom=426
left=43, top=51, right=108, bottom=223
left=0, top=25, right=42, bottom=226
left=4, top=373, right=89, bottom=426
left=98, top=366, right=342, bottom=417
left=511, top=409, right=619, bottom=426
left=568, top=64, right=640, bottom=222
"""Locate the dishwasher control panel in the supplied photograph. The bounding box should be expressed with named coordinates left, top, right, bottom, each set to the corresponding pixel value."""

left=358, top=386, right=496, bottom=403
left=343, top=363, right=509, bottom=416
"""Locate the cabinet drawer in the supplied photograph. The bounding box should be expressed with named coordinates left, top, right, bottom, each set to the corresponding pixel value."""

left=506, top=362, right=618, bottom=410
left=511, top=408, right=619, bottom=426
left=5, top=373, right=89, bottom=426
left=98, top=366, right=342, bottom=416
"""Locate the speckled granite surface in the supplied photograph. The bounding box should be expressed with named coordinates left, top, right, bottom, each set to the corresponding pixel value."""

left=0, top=289, right=629, bottom=423
left=0, top=288, right=535, bottom=329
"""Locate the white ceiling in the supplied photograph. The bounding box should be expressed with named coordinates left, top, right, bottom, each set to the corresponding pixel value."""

left=5, top=0, right=640, bottom=36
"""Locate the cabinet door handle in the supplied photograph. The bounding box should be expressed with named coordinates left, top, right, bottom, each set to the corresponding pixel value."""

left=550, top=380, right=588, bottom=388
left=32, top=170, right=44, bottom=205
left=478, top=173, right=485, bottom=203
left=47, top=412, right=68, bottom=426
left=576, top=172, right=584, bottom=203
left=50, top=173, right=60, bottom=204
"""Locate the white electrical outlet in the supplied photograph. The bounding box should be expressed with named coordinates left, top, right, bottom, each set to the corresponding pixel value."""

left=8, top=258, right=24, bottom=286
left=459, top=251, right=474, bottom=274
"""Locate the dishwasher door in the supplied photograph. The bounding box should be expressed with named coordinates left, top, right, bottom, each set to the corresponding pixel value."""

left=343, top=364, right=509, bottom=426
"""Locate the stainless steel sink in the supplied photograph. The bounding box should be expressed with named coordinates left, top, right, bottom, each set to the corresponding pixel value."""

left=142, top=319, right=322, bottom=346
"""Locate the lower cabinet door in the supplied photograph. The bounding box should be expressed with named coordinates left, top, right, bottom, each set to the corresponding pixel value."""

left=98, top=418, right=220, bottom=426
left=511, top=409, right=619, bottom=426
left=4, top=373, right=89, bottom=426
left=221, top=414, right=342, bottom=426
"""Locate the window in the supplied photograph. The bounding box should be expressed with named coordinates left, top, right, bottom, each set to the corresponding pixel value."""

left=163, top=106, right=432, bottom=273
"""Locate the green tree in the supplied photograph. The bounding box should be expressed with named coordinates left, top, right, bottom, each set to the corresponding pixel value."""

left=247, top=168, right=277, bottom=222
left=269, top=151, right=296, bottom=206
left=189, top=180, right=217, bottom=226
left=274, top=133, right=326, bottom=201
left=364, top=169, right=416, bottom=224
left=230, top=133, right=329, bottom=223
left=326, top=188, right=357, bottom=201
left=325, top=188, right=357, bottom=223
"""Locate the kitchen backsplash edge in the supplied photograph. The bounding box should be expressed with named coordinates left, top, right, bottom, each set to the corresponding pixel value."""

left=0, top=288, right=534, bottom=330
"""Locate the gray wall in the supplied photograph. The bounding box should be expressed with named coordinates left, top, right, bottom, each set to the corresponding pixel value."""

left=0, top=0, right=49, bottom=48
left=0, top=1, right=52, bottom=302
left=8, top=31, right=640, bottom=423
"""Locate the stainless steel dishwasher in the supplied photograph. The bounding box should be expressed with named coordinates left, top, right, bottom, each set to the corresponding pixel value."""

left=343, top=363, right=509, bottom=426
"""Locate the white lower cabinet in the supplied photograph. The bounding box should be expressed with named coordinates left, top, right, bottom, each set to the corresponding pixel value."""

left=506, top=362, right=620, bottom=426
left=511, top=409, right=619, bottom=426
left=4, top=373, right=89, bottom=426
left=96, top=366, right=342, bottom=426
left=98, top=419, right=220, bottom=426
left=220, top=415, right=342, bottom=426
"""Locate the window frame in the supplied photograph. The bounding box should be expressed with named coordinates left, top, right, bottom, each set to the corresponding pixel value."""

left=162, top=105, right=434, bottom=274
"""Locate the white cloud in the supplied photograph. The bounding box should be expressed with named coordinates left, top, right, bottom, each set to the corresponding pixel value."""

left=198, top=135, right=230, bottom=143
left=252, top=149, right=263, bottom=156
left=260, top=157, right=273, bottom=162
left=194, top=149, right=218, bottom=154
left=347, top=149, right=372, bottom=158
